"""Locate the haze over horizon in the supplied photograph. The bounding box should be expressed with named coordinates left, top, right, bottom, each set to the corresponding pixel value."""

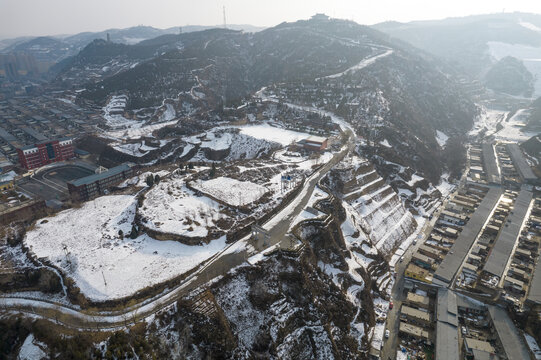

left=3, top=0, right=541, bottom=39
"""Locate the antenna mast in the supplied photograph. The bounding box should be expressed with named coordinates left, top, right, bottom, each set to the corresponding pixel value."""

left=223, top=6, right=227, bottom=29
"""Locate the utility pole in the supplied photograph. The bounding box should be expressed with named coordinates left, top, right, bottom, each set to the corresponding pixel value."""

left=223, top=6, right=227, bottom=29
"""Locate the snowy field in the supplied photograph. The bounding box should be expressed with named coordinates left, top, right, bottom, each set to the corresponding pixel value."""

left=469, top=106, right=508, bottom=137
left=140, top=177, right=225, bottom=238
left=112, top=140, right=169, bottom=157
left=495, top=108, right=538, bottom=142
left=118, top=170, right=171, bottom=188
left=24, top=195, right=228, bottom=301
left=238, top=124, right=311, bottom=146
left=106, top=120, right=177, bottom=140
left=102, top=95, right=143, bottom=129
left=18, top=334, right=47, bottom=360
left=436, top=130, right=449, bottom=147
left=192, top=177, right=267, bottom=207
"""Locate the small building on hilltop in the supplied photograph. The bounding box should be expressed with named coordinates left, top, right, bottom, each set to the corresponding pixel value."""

left=298, top=135, right=328, bottom=151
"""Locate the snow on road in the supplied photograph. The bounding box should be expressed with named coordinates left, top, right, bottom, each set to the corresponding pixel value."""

left=24, top=195, right=228, bottom=301
left=254, top=86, right=356, bottom=136
left=317, top=49, right=393, bottom=80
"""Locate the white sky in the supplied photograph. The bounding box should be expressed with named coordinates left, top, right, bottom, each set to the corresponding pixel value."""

left=2, top=0, right=541, bottom=39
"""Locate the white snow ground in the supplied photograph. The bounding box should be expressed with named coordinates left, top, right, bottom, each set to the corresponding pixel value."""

left=192, top=177, right=267, bottom=207
left=238, top=124, right=311, bottom=146
left=102, top=95, right=142, bottom=129
left=436, top=130, right=449, bottom=147
left=140, top=178, right=224, bottom=238
left=18, top=334, right=47, bottom=360
left=469, top=106, right=508, bottom=137
left=106, top=120, right=178, bottom=140
left=24, top=195, right=228, bottom=301
left=494, top=108, right=538, bottom=142
left=525, top=333, right=541, bottom=360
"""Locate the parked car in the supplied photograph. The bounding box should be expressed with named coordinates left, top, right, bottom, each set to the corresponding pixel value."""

left=389, top=301, right=394, bottom=310
left=385, top=329, right=390, bottom=339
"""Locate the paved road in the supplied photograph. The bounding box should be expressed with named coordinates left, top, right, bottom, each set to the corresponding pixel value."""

left=379, top=196, right=451, bottom=359
left=0, top=136, right=352, bottom=331
left=255, top=140, right=352, bottom=250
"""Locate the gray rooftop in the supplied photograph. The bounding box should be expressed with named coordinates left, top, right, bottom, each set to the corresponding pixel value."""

left=436, top=321, right=459, bottom=360
left=0, top=126, right=16, bottom=143
left=488, top=306, right=531, bottom=360
left=528, top=247, right=541, bottom=304
left=456, top=293, right=486, bottom=312
left=436, top=288, right=459, bottom=360
left=483, top=188, right=533, bottom=278
left=68, top=164, right=132, bottom=187
left=507, top=143, right=537, bottom=182
left=437, top=288, right=458, bottom=326
left=434, top=187, right=502, bottom=284
left=482, top=143, right=501, bottom=184
left=21, top=126, right=47, bottom=142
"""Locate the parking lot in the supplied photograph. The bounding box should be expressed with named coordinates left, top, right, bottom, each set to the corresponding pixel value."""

left=18, top=164, right=94, bottom=201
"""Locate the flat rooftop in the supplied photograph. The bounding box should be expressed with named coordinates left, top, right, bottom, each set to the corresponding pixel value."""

left=21, top=126, right=47, bottom=142
left=436, top=321, right=459, bottom=359
left=482, top=143, right=501, bottom=184
left=0, top=126, right=16, bottom=143
left=436, top=289, right=459, bottom=360
left=528, top=247, right=541, bottom=304
left=465, top=337, right=495, bottom=353
left=434, top=187, right=502, bottom=284
left=401, top=305, right=431, bottom=322
left=488, top=306, right=531, bottom=360
left=68, top=164, right=132, bottom=187
left=399, top=322, right=429, bottom=340
left=407, top=292, right=430, bottom=306
left=483, top=188, right=532, bottom=278
left=507, top=143, right=537, bottom=182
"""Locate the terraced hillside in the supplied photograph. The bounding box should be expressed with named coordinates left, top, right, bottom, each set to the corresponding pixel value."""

left=324, top=155, right=417, bottom=256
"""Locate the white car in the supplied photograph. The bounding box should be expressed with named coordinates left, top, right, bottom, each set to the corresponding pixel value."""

left=384, top=329, right=390, bottom=339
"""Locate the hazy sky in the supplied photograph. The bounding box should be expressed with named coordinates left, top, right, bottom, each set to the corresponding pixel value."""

left=2, top=0, right=541, bottom=39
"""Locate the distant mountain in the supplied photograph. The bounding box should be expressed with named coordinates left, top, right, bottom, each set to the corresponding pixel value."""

left=373, top=12, right=541, bottom=96
left=0, top=36, right=35, bottom=51
left=72, top=16, right=476, bottom=183
left=0, top=24, right=265, bottom=75
left=484, top=56, right=534, bottom=96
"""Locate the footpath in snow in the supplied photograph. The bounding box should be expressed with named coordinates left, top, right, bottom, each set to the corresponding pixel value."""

left=317, top=49, right=394, bottom=80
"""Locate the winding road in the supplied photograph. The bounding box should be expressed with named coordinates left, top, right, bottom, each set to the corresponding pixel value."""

left=0, top=134, right=353, bottom=331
